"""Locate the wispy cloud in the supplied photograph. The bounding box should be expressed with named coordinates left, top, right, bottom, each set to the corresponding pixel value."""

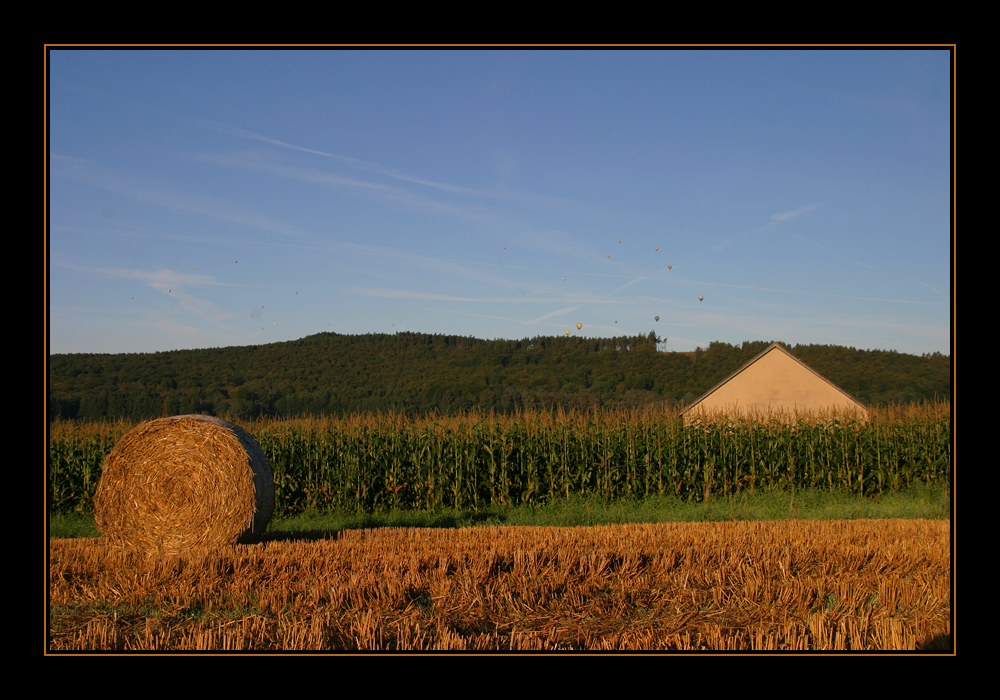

left=54, top=261, right=215, bottom=289
left=184, top=117, right=580, bottom=212
left=53, top=261, right=239, bottom=325
left=186, top=150, right=488, bottom=225
left=785, top=232, right=880, bottom=271
left=697, top=280, right=948, bottom=306
left=680, top=204, right=822, bottom=267
left=348, top=287, right=623, bottom=305
left=527, top=306, right=579, bottom=324
left=50, top=153, right=304, bottom=238
left=188, top=119, right=487, bottom=197
left=610, top=277, right=648, bottom=295
left=770, top=205, right=819, bottom=223
left=58, top=89, right=488, bottom=200
left=742, top=204, right=821, bottom=237
left=148, top=110, right=595, bottom=251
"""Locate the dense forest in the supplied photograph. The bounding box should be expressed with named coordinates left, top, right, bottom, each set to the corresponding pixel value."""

left=47, top=332, right=951, bottom=422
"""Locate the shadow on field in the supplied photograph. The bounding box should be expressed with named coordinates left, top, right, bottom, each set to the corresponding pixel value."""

left=917, top=633, right=953, bottom=652
left=260, top=529, right=338, bottom=542
left=260, top=510, right=505, bottom=542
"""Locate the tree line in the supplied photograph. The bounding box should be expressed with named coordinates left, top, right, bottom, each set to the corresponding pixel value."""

left=47, top=331, right=951, bottom=422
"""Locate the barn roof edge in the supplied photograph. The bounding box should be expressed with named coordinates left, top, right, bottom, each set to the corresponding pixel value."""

left=679, top=342, right=868, bottom=415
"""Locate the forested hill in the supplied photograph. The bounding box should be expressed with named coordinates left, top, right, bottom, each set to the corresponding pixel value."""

left=48, top=332, right=951, bottom=422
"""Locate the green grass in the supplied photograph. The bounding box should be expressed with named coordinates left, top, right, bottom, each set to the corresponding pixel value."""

left=48, top=512, right=102, bottom=539
left=49, top=483, right=950, bottom=541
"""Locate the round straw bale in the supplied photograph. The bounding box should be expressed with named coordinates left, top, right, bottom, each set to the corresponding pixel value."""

left=93, top=415, right=274, bottom=554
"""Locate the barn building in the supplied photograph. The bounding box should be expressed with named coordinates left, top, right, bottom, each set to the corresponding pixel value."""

left=681, top=343, right=868, bottom=424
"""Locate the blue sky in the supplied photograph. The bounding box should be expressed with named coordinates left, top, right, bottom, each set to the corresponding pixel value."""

left=48, top=48, right=952, bottom=356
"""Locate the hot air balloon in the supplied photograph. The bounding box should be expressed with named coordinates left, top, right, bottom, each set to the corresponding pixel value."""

left=699, top=296, right=704, bottom=301
left=566, top=330, right=571, bottom=336
left=668, top=265, right=672, bottom=270
left=655, top=316, right=659, bottom=322
left=576, top=323, right=583, bottom=330
left=655, top=246, right=659, bottom=251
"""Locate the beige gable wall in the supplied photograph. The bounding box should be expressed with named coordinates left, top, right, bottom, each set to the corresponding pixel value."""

left=683, top=345, right=867, bottom=422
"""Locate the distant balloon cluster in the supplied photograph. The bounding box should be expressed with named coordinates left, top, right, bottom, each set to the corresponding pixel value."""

left=140, top=238, right=707, bottom=344
left=544, top=237, right=704, bottom=338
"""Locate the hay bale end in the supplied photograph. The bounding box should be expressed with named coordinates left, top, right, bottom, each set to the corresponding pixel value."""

left=93, top=415, right=274, bottom=554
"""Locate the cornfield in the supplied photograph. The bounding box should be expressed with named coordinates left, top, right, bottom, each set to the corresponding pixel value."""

left=48, top=519, right=951, bottom=651
left=48, top=401, right=951, bottom=517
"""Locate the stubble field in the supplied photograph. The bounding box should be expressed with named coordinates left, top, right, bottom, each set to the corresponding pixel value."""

left=48, top=518, right=951, bottom=652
